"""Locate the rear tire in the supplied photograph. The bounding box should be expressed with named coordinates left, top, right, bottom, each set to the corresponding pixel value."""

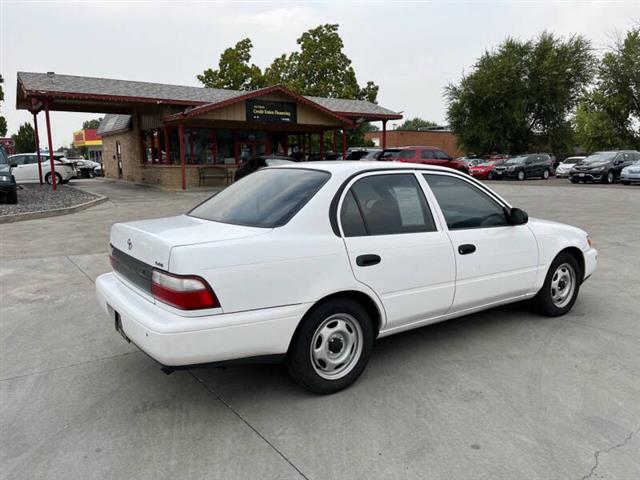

left=45, top=173, right=63, bottom=185
left=533, top=252, right=581, bottom=317
left=287, top=298, right=374, bottom=394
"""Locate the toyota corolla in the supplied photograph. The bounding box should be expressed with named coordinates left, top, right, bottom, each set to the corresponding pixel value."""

left=96, top=162, right=597, bottom=393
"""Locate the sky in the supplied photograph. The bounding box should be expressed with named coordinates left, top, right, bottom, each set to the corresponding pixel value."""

left=0, top=0, right=637, bottom=148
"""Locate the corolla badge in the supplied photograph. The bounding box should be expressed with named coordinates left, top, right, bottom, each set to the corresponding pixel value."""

left=127, top=238, right=133, bottom=251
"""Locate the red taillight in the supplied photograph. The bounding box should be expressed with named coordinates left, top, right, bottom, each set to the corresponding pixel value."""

left=151, top=270, right=219, bottom=310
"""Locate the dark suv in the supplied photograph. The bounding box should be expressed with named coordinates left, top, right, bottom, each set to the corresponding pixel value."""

left=396, top=146, right=468, bottom=173
left=0, top=146, right=18, bottom=204
left=491, top=154, right=553, bottom=180
left=569, top=151, right=640, bottom=184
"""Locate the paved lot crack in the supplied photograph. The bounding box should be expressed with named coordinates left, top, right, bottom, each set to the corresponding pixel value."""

left=188, top=371, right=309, bottom=480
left=580, top=426, right=640, bottom=480
left=0, top=351, right=139, bottom=383
left=65, top=255, right=95, bottom=284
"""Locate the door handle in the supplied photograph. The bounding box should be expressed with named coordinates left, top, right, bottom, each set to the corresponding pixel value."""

left=356, top=254, right=381, bottom=267
left=458, top=244, right=476, bottom=255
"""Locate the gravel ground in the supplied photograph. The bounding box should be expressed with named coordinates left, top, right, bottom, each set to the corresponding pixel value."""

left=0, top=183, right=98, bottom=216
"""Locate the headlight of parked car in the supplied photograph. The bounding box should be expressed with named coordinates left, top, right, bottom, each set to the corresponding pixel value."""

left=0, top=175, right=10, bottom=182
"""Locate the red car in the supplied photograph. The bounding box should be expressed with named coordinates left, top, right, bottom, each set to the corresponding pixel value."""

left=469, top=159, right=506, bottom=180
left=396, top=146, right=468, bottom=173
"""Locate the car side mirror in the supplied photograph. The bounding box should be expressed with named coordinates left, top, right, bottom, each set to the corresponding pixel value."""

left=505, top=207, right=528, bottom=225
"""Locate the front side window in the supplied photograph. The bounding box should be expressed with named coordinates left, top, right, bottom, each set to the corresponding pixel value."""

left=341, top=174, right=435, bottom=236
left=434, top=150, right=451, bottom=160
left=190, top=168, right=329, bottom=227
left=424, top=174, right=508, bottom=230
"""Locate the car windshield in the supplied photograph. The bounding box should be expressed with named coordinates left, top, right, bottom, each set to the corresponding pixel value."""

left=397, top=150, right=416, bottom=159
left=381, top=150, right=400, bottom=159
left=189, top=168, right=330, bottom=228
left=583, top=152, right=616, bottom=164
left=504, top=156, right=528, bottom=164
left=563, top=158, right=582, bottom=164
left=0, top=147, right=7, bottom=165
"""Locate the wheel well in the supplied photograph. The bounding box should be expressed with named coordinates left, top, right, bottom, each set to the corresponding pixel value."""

left=559, top=247, right=585, bottom=282
left=301, top=291, right=382, bottom=336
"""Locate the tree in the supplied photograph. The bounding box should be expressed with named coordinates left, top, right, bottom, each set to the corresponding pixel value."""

left=397, top=117, right=439, bottom=131
left=575, top=27, right=640, bottom=150
left=198, top=24, right=379, bottom=103
left=0, top=74, right=7, bottom=137
left=82, top=118, right=103, bottom=130
left=197, top=38, right=265, bottom=90
left=12, top=123, right=36, bottom=153
left=446, top=32, right=595, bottom=155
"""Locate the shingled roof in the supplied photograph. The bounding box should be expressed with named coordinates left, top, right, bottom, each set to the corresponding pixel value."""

left=17, top=72, right=401, bottom=120
left=97, top=114, right=132, bottom=136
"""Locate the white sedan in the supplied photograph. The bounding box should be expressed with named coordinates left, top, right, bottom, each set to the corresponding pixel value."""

left=8, top=153, right=75, bottom=184
left=96, top=162, right=597, bottom=393
left=555, top=156, right=585, bottom=178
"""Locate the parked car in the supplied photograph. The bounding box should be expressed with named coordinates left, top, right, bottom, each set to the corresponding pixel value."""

left=344, top=148, right=382, bottom=161
left=233, top=155, right=294, bottom=181
left=457, top=157, right=483, bottom=168
left=396, top=146, right=468, bottom=173
left=97, top=162, right=597, bottom=394
left=570, top=151, right=640, bottom=184
left=468, top=159, right=506, bottom=180
left=555, top=156, right=585, bottom=178
left=93, top=163, right=104, bottom=177
left=620, top=159, right=640, bottom=185
left=8, top=153, right=75, bottom=184
left=491, top=154, right=553, bottom=180
left=74, top=159, right=102, bottom=178
left=0, top=146, right=18, bottom=204
left=378, top=148, right=402, bottom=161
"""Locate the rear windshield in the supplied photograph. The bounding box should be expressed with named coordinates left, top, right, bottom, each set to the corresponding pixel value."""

left=189, top=168, right=330, bottom=228
left=398, top=150, right=416, bottom=159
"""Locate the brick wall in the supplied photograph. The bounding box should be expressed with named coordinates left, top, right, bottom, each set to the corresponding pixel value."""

left=365, top=131, right=465, bottom=158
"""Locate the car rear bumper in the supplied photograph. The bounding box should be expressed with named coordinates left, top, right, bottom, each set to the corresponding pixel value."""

left=96, top=272, right=308, bottom=367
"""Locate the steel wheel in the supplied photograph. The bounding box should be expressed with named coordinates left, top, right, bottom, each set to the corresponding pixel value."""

left=310, top=313, right=363, bottom=380
left=550, top=262, right=576, bottom=308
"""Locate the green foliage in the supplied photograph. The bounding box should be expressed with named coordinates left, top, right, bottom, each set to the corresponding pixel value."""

left=198, top=25, right=379, bottom=103
left=446, top=32, right=595, bottom=155
left=575, top=28, right=640, bottom=150
left=82, top=118, right=103, bottom=130
left=197, top=38, right=265, bottom=90
left=12, top=122, right=36, bottom=153
left=397, top=117, right=439, bottom=131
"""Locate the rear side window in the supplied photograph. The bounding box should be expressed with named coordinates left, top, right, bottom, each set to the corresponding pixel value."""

left=397, top=150, right=416, bottom=159
left=424, top=174, right=508, bottom=230
left=434, top=150, right=451, bottom=160
left=190, top=168, right=329, bottom=227
left=341, top=174, right=436, bottom=236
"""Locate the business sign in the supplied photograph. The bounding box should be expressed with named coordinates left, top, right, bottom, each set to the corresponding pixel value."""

left=246, top=99, right=297, bottom=124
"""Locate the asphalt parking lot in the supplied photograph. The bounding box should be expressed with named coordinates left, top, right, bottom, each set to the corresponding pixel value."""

left=1, top=178, right=639, bottom=480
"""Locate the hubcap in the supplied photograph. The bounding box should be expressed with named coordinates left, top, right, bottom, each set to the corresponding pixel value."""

left=518, top=171, right=524, bottom=180
left=550, top=263, right=576, bottom=308
left=310, top=313, right=362, bottom=380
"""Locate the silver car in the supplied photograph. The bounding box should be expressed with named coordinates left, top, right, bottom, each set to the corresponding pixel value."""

left=555, top=156, right=585, bottom=178
left=621, top=160, right=640, bottom=185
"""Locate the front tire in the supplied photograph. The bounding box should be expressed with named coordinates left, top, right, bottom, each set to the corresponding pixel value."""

left=533, top=252, right=581, bottom=317
left=542, top=169, right=550, bottom=179
left=6, top=190, right=18, bottom=204
left=604, top=171, right=614, bottom=184
left=287, top=298, right=374, bottom=394
left=517, top=170, right=526, bottom=181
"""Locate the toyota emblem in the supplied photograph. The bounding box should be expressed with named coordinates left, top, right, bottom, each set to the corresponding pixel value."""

left=127, top=238, right=133, bottom=250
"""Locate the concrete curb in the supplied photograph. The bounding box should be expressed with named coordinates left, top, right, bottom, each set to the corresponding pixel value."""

left=0, top=194, right=108, bottom=224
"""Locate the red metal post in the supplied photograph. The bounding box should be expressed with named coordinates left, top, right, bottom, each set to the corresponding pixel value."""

left=178, top=123, right=186, bottom=190
left=32, top=111, right=44, bottom=185
left=319, top=131, right=324, bottom=160
left=164, top=126, right=171, bottom=164
left=342, top=129, right=347, bottom=159
left=382, top=120, right=387, bottom=149
left=44, top=102, right=57, bottom=191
